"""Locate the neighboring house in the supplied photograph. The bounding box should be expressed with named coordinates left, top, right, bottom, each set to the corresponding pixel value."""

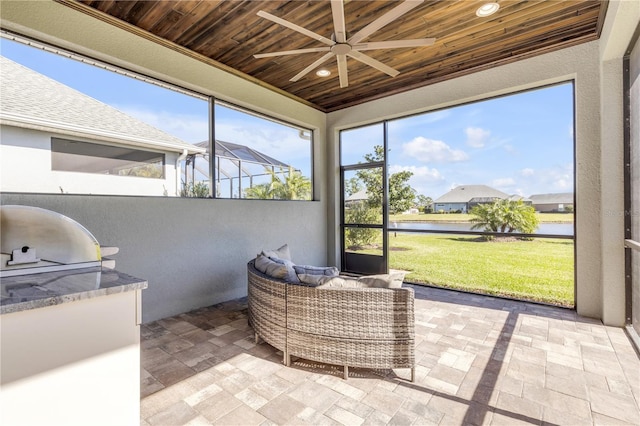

left=433, top=185, right=510, bottom=212
left=344, top=189, right=369, bottom=206
left=0, top=56, right=204, bottom=196
left=507, top=194, right=533, bottom=204
left=529, top=193, right=575, bottom=212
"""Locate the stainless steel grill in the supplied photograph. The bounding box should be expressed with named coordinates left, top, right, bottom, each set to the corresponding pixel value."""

left=1, top=205, right=102, bottom=278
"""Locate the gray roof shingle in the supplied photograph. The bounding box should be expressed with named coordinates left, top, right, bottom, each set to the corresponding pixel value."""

left=0, top=56, right=203, bottom=154
left=434, top=185, right=510, bottom=203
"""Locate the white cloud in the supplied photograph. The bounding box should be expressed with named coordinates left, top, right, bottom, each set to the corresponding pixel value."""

left=491, top=177, right=516, bottom=189
left=544, top=164, right=573, bottom=192
left=502, top=144, right=517, bottom=154
left=553, top=177, right=572, bottom=190
left=402, top=137, right=468, bottom=163
left=214, top=121, right=310, bottom=165
left=116, top=105, right=209, bottom=144
left=390, top=164, right=444, bottom=196
left=465, top=127, right=490, bottom=148
left=517, top=163, right=574, bottom=196
left=390, top=110, right=452, bottom=133
left=492, top=177, right=516, bottom=186
left=389, top=165, right=443, bottom=182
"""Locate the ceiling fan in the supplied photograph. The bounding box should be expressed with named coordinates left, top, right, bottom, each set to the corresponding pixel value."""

left=253, top=0, right=435, bottom=88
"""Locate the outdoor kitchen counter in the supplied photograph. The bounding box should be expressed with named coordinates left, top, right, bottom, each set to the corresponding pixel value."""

left=0, top=266, right=148, bottom=315
left=1, top=266, right=147, bottom=426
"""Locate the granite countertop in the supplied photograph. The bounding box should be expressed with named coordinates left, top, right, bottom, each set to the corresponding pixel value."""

left=0, top=267, right=148, bottom=315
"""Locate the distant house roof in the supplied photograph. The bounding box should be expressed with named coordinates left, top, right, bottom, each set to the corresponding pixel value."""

left=528, top=193, right=574, bottom=204
left=0, top=56, right=204, bottom=155
left=508, top=194, right=532, bottom=202
left=434, top=185, right=510, bottom=204
left=469, top=196, right=501, bottom=204
left=345, top=189, right=368, bottom=202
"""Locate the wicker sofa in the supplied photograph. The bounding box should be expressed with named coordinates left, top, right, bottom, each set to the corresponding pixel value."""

left=247, top=260, right=415, bottom=381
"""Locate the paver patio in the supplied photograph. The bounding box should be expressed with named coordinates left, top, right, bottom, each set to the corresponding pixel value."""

left=140, top=285, right=640, bottom=425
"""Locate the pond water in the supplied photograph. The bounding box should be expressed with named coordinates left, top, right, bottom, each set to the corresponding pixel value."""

left=391, top=221, right=574, bottom=236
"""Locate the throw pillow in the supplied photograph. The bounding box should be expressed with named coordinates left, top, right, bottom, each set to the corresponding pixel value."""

left=254, top=254, right=290, bottom=280
left=298, top=273, right=331, bottom=286
left=357, top=272, right=406, bottom=288
left=314, top=276, right=360, bottom=288
left=294, top=274, right=324, bottom=287
left=269, top=256, right=301, bottom=284
left=293, top=264, right=339, bottom=277
left=261, top=244, right=292, bottom=261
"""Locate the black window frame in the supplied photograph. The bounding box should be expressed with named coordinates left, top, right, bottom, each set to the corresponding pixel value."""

left=338, top=82, right=577, bottom=306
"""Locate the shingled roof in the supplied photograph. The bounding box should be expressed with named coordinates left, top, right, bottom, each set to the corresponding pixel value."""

left=0, top=56, right=204, bottom=154
left=529, top=193, right=574, bottom=204
left=434, top=185, right=510, bottom=203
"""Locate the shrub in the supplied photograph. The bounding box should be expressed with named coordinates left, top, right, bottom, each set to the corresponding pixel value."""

left=344, top=203, right=379, bottom=249
left=181, top=181, right=209, bottom=198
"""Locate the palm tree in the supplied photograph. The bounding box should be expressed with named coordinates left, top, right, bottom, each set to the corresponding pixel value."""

left=470, top=202, right=501, bottom=233
left=244, top=183, right=272, bottom=199
left=271, top=167, right=312, bottom=200
left=470, top=199, right=539, bottom=238
left=245, top=167, right=311, bottom=200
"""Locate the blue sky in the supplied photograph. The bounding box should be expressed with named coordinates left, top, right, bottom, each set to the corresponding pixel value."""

left=2, top=37, right=572, bottom=199
left=342, top=83, right=574, bottom=199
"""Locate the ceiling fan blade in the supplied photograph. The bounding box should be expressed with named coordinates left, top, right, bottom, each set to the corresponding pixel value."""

left=290, top=52, right=335, bottom=82
left=347, top=51, right=399, bottom=77
left=348, top=0, right=424, bottom=45
left=331, top=0, right=347, bottom=43
left=254, top=47, right=331, bottom=58
left=257, top=10, right=335, bottom=46
left=353, top=38, right=436, bottom=51
left=336, top=54, right=348, bottom=88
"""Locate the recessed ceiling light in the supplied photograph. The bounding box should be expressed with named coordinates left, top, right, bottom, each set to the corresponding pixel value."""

left=476, top=2, right=500, bottom=17
left=316, top=69, right=331, bottom=77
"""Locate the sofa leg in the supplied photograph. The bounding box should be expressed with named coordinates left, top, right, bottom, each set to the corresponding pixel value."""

left=343, top=366, right=349, bottom=380
left=284, top=352, right=291, bottom=367
left=254, top=333, right=260, bottom=344
left=410, top=367, right=415, bottom=383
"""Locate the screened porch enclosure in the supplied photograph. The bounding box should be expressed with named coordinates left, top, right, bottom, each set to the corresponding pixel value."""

left=183, top=140, right=297, bottom=199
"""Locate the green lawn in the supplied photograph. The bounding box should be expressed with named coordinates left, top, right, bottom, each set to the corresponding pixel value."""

left=389, top=212, right=574, bottom=223
left=385, top=233, right=574, bottom=307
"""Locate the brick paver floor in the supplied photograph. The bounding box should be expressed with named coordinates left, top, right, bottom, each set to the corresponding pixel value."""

left=140, top=285, right=640, bottom=425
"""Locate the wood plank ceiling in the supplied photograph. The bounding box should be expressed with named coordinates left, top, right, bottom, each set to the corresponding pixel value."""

left=63, top=0, right=607, bottom=112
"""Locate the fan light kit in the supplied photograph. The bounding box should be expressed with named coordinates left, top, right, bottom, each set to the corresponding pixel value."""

left=316, top=69, right=331, bottom=77
left=254, top=0, right=436, bottom=88
left=476, top=2, right=500, bottom=17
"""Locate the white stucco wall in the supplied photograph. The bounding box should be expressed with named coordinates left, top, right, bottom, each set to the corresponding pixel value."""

left=326, top=1, right=640, bottom=326
left=0, top=0, right=328, bottom=322
left=0, top=193, right=327, bottom=322
left=597, top=0, right=640, bottom=327
left=1, top=125, right=180, bottom=196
